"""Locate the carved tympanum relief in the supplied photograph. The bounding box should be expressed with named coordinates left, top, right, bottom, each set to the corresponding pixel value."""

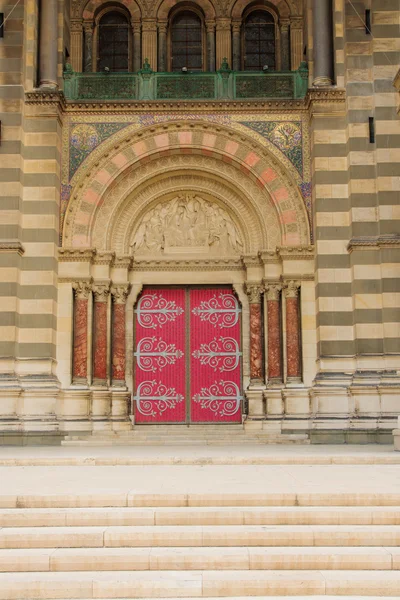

left=130, top=194, right=244, bottom=256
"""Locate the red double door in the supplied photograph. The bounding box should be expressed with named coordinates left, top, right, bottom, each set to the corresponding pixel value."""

left=133, top=286, right=243, bottom=423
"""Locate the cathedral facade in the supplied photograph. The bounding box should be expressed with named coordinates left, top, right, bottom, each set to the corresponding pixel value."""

left=0, top=0, right=399, bottom=443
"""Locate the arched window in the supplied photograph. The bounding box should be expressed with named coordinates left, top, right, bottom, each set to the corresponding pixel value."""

left=171, top=11, right=203, bottom=71
left=243, top=10, right=275, bottom=71
left=98, top=11, right=129, bottom=72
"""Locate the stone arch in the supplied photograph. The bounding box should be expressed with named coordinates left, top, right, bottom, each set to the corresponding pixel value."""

left=82, top=0, right=141, bottom=22
left=156, top=0, right=216, bottom=21
left=63, top=121, right=310, bottom=250
left=230, top=0, right=292, bottom=19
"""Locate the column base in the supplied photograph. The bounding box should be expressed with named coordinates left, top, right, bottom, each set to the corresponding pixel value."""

left=111, top=389, right=132, bottom=432
left=245, top=386, right=265, bottom=424
left=312, top=76, right=333, bottom=87
left=91, top=389, right=112, bottom=432
left=264, top=388, right=283, bottom=417
left=39, top=81, right=58, bottom=90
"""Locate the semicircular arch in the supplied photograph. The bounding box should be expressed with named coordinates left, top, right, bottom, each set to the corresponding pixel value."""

left=82, top=0, right=141, bottom=22
left=156, top=0, right=216, bottom=20
left=63, top=121, right=310, bottom=251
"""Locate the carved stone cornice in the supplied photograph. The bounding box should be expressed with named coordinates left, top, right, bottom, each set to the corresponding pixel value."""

left=284, top=280, right=300, bottom=298
left=348, top=234, right=400, bottom=252
left=72, top=279, right=92, bottom=300
left=245, top=282, right=263, bottom=304
left=259, top=250, right=279, bottom=264
left=92, top=281, right=110, bottom=302
left=58, top=248, right=96, bottom=262
left=278, top=246, right=315, bottom=260
left=264, top=281, right=282, bottom=301
left=114, top=255, right=134, bottom=269
left=111, top=284, right=131, bottom=304
left=25, top=90, right=66, bottom=109
left=0, top=241, right=25, bottom=255
left=133, top=258, right=242, bottom=272
left=306, top=88, right=346, bottom=114
left=241, top=254, right=262, bottom=268
left=93, top=251, right=115, bottom=266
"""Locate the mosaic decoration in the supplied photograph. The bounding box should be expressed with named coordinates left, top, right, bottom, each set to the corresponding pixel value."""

left=69, top=122, right=130, bottom=180
left=60, top=184, right=72, bottom=244
left=138, top=114, right=232, bottom=128
left=240, top=120, right=303, bottom=177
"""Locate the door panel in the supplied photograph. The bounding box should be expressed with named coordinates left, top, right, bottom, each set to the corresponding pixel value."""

left=134, top=288, right=186, bottom=423
left=190, top=288, right=242, bottom=423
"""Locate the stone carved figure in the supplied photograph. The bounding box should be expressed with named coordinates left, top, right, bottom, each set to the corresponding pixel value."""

left=130, top=194, right=244, bottom=255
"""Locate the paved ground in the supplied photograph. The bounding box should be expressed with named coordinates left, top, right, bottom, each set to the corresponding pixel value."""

left=0, top=445, right=399, bottom=498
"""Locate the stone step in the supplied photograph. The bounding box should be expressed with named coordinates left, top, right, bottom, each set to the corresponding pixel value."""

left=1, top=525, right=400, bottom=549
left=3, top=492, right=400, bottom=508
left=1, top=506, right=400, bottom=527
left=61, top=436, right=310, bottom=446
left=0, top=546, right=399, bottom=572
left=1, top=569, right=400, bottom=598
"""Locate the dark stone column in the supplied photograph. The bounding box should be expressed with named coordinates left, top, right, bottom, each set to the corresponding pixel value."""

left=83, top=21, right=93, bottom=72
left=280, top=19, right=290, bottom=70
left=312, top=0, right=334, bottom=86
left=157, top=22, right=167, bottom=72
left=133, top=23, right=141, bottom=72
left=206, top=21, right=216, bottom=72
left=39, top=0, right=58, bottom=88
left=232, top=21, right=241, bottom=71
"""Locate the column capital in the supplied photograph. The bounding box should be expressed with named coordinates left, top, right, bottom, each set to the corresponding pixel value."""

left=83, top=20, right=93, bottom=33
left=232, top=20, right=241, bottom=33
left=216, top=18, right=231, bottom=31
left=70, top=19, right=83, bottom=33
left=290, top=16, right=303, bottom=29
left=284, top=280, right=300, bottom=298
left=157, top=20, right=167, bottom=34
left=245, top=282, right=263, bottom=304
left=142, top=20, right=157, bottom=32
left=111, top=284, right=131, bottom=304
left=280, top=18, right=290, bottom=32
left=264, top=282, right=282, bottom=301
left=93, top=281, right=110, bottom=302
left=73, top=279, right=92, bottom=300
left=206, top=19, right=216, bottom=33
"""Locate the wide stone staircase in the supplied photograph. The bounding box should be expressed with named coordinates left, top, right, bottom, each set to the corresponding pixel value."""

left=62, top=424, right=310, bottom=446
left=1, top=490, right=400, bottom=598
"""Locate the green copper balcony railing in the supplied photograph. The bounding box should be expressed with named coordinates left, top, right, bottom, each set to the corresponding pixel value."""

left=63, top=60, right=309, bottom=102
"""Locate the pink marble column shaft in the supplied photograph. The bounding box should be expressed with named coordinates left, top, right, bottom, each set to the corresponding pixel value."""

left=245, top=283, right=264, bottom=383
left=266, top=284, right=282, bottom=381
left=111, top=284, right=130, bottom=386
left=72, top=281, right=91, bottom=382
left=92, top=283, right=110, bottom=383
left=285, top=281, right=301, bottom=380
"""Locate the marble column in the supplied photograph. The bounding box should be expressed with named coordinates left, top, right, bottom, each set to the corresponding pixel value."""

left=284, top=281, right=301, bottom=381
left=245, top=283, right=264, bottom=384
left=142, top=21, right=157, bottom=71
left=133, top=23, right=141, bottom=72
left=312, top=0, right=334, bottom=86
left=70, top=20, right=83, bottom=72
left=39, top=0, right=58, bottom=88
left=216, top=18, right=231, bottom=69
left=280, top=19, right=290, bottom=71
left=83, top=21, right=94, bottom=72
left=111, top=284, right=130, bottom=386
left=206, top=21, right=216, bottom=72
left=92, top=282, right=110, bottom=385
left=232, top=21, right=241, bottom=71
left=157, top=22, right=167, bottom=72
left=72, top=280, right=92, bottom=384
left=266, top=283, right=283, bottom=382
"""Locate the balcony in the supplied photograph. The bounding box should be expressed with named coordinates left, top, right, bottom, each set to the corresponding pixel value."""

left=63, top=62, right=309, bottom=102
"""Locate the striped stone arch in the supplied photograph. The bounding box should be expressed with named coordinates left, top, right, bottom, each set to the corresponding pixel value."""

left=82, top=0, right=141, bottom=21
left=63, top=121, right=310, bottom=250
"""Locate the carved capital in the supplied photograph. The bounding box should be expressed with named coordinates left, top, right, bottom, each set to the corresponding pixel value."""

left=290, top=17, right=303, bottom=30
left=93, top=281, right=110, bottom=302
left=284, top=280, right=300, bottom=299
left=70, top=20, right=83, bottom=33
left=157, top=21, right=167, bottom=34
left=216, top=18, right=231, bottom=31
left=142, top=21, right=157, bottom=32
left=265, top=282, right=282, bottom=302
left=83, top=20, right=93, bottom=34
left=280, top=18, right=290, bottom=32
left=245, top=282, right=263, bottom=304
left=232, top=20, right=241, bottom=33
left=111, top=284, right=131, bottom=304
left=73, top=279, right=92, bottom=300
left=206, top=20, right=216, bottom=33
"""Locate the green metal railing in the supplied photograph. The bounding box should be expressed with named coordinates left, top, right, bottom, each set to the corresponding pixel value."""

left=63, top=60, right=309, bottom=102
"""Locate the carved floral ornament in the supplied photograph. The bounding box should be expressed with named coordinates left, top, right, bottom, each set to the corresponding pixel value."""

left=244, top=282, right=263, bottom=304
left=111, top=284, right=131, bottom=304
left=92, top=281, right=110, bottom=302
left=130, top=194, right=244, bottom=257
left=72, top=279, right=92, bottom=299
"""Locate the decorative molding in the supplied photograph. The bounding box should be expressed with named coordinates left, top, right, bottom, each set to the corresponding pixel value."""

left=348, top=234, right=400, bottom=252
left=0, top=241, right=25, bottom=255
left=25, top=90, right=66, bottom=109
left=259, top=250, right=279, bottom=264
left=132, top=258, right=243, bottom=271
left=282, top=273, right=314, bottom=281
left=111, top=284, right=131, bottom=304
left=114, top=255, right=133, bottom=269
left=306, top=88, right=346, bottom=107
left=58, top=248, right=96, bottom=262
left=242, top=254, right=262, bottom=268
left=93, top=251, right=115, bottom=266
left=278, top=245, right=315, bottom=260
